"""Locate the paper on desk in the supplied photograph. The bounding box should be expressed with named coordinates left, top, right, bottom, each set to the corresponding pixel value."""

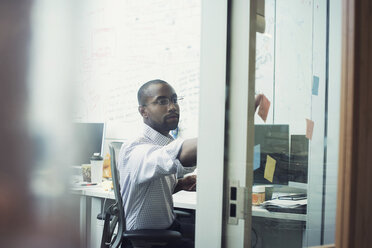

left=70, top=181, right=101, bottom=190
left=264, top=155, right=276, bottom=182
left=258, top=95, right=271, bottom=122
left=173, top=190, right=197, bottom=203
left=262, top=198, right=307, bottom=208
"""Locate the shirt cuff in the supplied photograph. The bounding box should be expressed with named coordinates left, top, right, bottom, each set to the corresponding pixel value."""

left=164, top=138, right=185, bottom=164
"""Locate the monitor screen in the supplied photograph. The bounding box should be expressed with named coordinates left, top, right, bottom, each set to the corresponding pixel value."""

left=254, top=124, right=289, bottom=185
left=71, top=122, right=105, bottom=165
left=288, top=135, right=309, bottom=184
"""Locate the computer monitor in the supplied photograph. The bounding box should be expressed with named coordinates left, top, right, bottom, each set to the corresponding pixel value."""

left=71, top=122, right=105, bottom=165
left=288, top=135, right=309, bottom=184
left=254, top=124, right=290, bottom=185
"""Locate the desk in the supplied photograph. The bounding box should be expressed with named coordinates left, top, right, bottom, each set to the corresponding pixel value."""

left=73, top=186, right=305, bottom=220
left=72, top=187, right=306, bottom=248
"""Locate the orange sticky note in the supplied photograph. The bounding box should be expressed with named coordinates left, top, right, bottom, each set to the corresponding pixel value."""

left=264, top=155, right=276, bottom=183
left=258, top=95, right=271, bottom=122
left=306, top=119, right=314, bottom=140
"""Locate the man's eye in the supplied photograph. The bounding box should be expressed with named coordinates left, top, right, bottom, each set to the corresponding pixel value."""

left=158, top=99, right=169, bottom=105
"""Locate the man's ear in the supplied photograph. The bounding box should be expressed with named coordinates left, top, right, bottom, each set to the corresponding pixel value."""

left=138, top=106, right=148, bottom=118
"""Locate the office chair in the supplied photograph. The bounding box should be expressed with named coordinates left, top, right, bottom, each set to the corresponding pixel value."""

left=100, top=142, right=183, bottom=248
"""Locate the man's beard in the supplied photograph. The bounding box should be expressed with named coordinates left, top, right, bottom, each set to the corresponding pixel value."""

left=164, top=119, right=179, bottom=131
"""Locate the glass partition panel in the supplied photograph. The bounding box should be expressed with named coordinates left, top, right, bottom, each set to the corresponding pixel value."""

left=251, top=0, right=341, bottom=247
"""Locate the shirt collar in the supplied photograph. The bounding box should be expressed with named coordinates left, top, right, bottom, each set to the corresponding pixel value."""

left=143, top=124, right=174, bottom=146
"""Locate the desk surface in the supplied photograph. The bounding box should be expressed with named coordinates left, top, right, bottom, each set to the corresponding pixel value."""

left=71, top=186, right=196, bottom=210
left=71, top=186, right=306, bottom=222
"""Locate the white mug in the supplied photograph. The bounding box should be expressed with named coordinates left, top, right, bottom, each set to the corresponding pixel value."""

left=90, top=153, right=103, bottom=183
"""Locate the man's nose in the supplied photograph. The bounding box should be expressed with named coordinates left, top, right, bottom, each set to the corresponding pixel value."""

left=167, top=101, right=177, bottom=111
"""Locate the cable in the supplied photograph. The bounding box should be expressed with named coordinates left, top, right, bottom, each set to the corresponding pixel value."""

left=251, top=227, right=258, bottom=248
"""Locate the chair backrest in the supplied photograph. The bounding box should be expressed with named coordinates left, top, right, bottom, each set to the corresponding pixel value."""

left=109, top=141, right=125, bottom=248
left=106, top=141, right=183, bottom=248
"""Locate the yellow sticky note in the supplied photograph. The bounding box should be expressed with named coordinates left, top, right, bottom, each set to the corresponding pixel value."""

left=264, top=155, right=276, bottom=183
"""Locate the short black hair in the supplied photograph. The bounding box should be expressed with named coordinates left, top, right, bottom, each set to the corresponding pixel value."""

left=137, top=79, right=169, bottom=106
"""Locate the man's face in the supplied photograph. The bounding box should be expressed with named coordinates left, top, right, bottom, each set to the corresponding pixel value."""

left=139, top=83, right=180, bottom=135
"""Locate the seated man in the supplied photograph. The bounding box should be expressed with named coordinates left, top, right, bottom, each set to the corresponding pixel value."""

left=118, top=79, right=197, bottom=247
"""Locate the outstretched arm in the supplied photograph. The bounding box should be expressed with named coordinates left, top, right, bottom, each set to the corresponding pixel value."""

left=177, top=138, right=197, bottom=167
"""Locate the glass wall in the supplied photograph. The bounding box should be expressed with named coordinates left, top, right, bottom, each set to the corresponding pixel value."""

left=251, top=0, right=341, bottom=247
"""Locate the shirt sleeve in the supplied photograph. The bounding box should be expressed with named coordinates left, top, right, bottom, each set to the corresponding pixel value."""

left=130, top=138, right=185, bottom=184
left=176, top=164, right=196, bottom=178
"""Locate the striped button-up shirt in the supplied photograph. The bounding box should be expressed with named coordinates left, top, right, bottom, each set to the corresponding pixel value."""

left=118, top=124, right=187, bottom=230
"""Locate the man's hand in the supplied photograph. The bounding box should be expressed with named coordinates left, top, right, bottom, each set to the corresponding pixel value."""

left=174, top=175, right=197, bottom=193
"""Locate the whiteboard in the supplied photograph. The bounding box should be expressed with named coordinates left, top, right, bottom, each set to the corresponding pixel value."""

left=72, top=0, right=201, bottom=140
left=72, top=0, right=314, bottom=140
left=255, top=0, right=313, bottom=136
left=274, top=0, right=313, bottom=135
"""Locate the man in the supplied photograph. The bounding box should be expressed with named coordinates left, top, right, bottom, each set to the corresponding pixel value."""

left=118, top=79, right=264, bottom=247
left=118, top=79, right=197, bottom=247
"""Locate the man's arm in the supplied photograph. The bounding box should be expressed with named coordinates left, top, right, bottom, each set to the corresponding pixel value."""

left=177, top=138, right=197, bottom=167
left=176, top=95, right=260, bottom=167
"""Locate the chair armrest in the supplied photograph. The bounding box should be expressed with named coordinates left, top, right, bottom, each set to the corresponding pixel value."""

left=174, top=209, right=192, bottom=218
left=97, top=213, right=114, bottom=221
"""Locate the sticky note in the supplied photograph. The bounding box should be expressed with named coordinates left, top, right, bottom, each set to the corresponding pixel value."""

left=264, top=155, right=276, bottom=183
left=312, top=76, right=319, bottom=95
left=253, top=144, right=261, bottom=170
left=306, top=119, right=314, bottom=140
left=258, top=95, right=271, bottom=122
